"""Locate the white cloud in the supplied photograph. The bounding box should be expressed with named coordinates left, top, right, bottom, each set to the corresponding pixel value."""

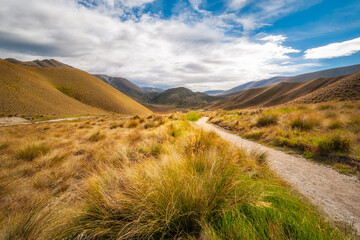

left=0, top=0, right=305, bottom=91
left=189, top=0, right=202, bottom=11
left=260, top=35, right=287, bottom=43
left=304, top=37, right=360, bottom=59
left=119, top=0, right=155, bottom=8
left=228, top=0, right=250, bottom=10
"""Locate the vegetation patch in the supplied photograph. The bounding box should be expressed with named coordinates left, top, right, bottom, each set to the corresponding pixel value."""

left=17, top=141, right=49, bottom=161
left=289, top=116, right=318, bottom=131
left=208, top=101, right=360, bottom=171
left=256, top=114, right=278, bottom=127
left=316, top=134, right=351, bottom=155
left=0, top=114, right=354, bottom=239
left=88, top=131, right=106, bottom=142
left=185, top=111, right=202, bottom=121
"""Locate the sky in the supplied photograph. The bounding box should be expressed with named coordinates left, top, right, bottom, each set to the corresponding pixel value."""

left=0, top=0, right=359, bottom=91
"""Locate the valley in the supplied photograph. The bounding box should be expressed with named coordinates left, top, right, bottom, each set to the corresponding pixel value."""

left=0, top=58, right=359, bottom=239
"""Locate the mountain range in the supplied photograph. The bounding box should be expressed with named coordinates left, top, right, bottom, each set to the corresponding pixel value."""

left=208, top=64, right=360, bottom=96
left=1, top=58, right=359, bottom=116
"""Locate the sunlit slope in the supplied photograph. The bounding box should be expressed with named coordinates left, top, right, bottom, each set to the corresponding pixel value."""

left=0, top=59, right=152, bottom=115
left=210, top=75, right=344, bottom=110
left=293, top=71, right=360, bottom=104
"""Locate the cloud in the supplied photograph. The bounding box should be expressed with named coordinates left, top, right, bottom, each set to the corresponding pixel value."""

left=119, top=0, right=155, bottom=8
left=304, top=37, right=360, bottom=59
left=228, top=0, right=250, bottom=10
left=189, top=0, right=202, bottom=11
left=0, top=0, right=306, bottom=91
left=259, top=35, right=287, bottom=43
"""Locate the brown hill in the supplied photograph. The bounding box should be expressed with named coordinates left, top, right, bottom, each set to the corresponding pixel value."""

left=0, top=59, right=152, bottom=116
left=4, top=58, right=72, bottom=68
left=292, top=71, right=360, bottom=104
left=210, top=75, right=344, bottom=110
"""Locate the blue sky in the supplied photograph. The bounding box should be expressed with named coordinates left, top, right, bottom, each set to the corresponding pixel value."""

left=0, top=0, right=359, bottom=90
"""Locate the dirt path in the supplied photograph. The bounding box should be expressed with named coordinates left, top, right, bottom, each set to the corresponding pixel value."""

left=196, top=117, right=360, bottom=233
left=0, top=116, right=93, bottom=127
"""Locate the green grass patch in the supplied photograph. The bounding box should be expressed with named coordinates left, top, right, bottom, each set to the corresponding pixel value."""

left=316, top=134, right=351, bottom=154
left=185, top=112, right=202, bottom=121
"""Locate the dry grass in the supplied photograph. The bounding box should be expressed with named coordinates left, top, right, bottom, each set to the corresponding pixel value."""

left=209, top=101, right=360, bottom=172
left=0, top=113, right=354, bottom=239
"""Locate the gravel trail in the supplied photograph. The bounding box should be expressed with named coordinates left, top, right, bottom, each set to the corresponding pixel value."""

left=196, top=117, right=360, bottom=232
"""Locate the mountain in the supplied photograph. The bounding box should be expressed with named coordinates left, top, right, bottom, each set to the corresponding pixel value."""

left=219, top=77, right=289, bottom=96
left=0, top=59, right=152, bottom=116
left=142, top=87, right=164, bottom=92
left=203, top=90, right=225, bottom=96
left=286, top=64, right=360, bottom=83
left=210, top=74, right=347, bottom=110
left=94, top=74, right=154, bottom=102
left=292, top=71, right=360, bottom=104
left=151, top=87, right=222, bottom=108
left=4, top=58, right=72, bottom=68
left=218, top=64, right=360, bottom=96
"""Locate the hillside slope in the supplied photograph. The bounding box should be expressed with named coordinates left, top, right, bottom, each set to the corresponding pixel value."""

left=94, top=75, right=154, bottom=102
left=292, top=71, right=360, bottom=104
left=0, top=59, right=152, bottom=116
left=219, top=77, right=289, bottom=96
left=152, top=87, right=222, bottom=108
left=210, top=75, right=344, bottom=110
left=5, top=58, right=72, bottom=68
left=217, top=64, right=360, bottom=96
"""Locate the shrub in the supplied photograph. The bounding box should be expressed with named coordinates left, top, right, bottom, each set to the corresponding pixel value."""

left=255, top=115, right=278, bottom=127
left=316, top=134, right=351, bottom=155
left=185, top=112, right=202, bottom=121
left=88, top=131, right=105, bottom=142
left=17, top=142, right=49, bottom=161
left=290, top=116, right=318, bottom=131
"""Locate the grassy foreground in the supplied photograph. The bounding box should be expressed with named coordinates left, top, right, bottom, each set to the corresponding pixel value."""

left=209, top=101, right=360, bottom=174
left=0, top=114, right=354, bottom=239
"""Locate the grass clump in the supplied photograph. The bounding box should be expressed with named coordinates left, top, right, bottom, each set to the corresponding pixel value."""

left=88, top=131, right=106, bottom=142
left=185, top=111, right=202, bottom=121
left=0, top=141, right=10, bottom=150
left=290, top=116, right=318, bottom=131
left=255, top=114, right=278, bottom=127
left=328, top=119, right=342, bottom=129
left=127, top=119, right=138, bottom=128
left=17, top=142, right=49, bottom=161
left=316, top=134, right=351, bottom=155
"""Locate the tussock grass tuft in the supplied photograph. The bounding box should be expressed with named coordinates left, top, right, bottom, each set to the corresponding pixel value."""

left=17, top=141, right=49, bottom=161
left=127, top=119, right=138, bottom=128
left=316, top=134, right=351, bottom=155
left=328, top=119, right=342, bottom=129
left=256, top=114, right=278, bottom=127
left=88, top=131, right=105, bottom=142
left=0, top=141, right=10, bottom=150
left=289, top=116, right=319, bottom=131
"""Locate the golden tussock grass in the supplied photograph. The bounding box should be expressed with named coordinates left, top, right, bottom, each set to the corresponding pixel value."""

left=0, top=113, right=354, bottom=239
left=209, top=101, right=360, bottom=173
